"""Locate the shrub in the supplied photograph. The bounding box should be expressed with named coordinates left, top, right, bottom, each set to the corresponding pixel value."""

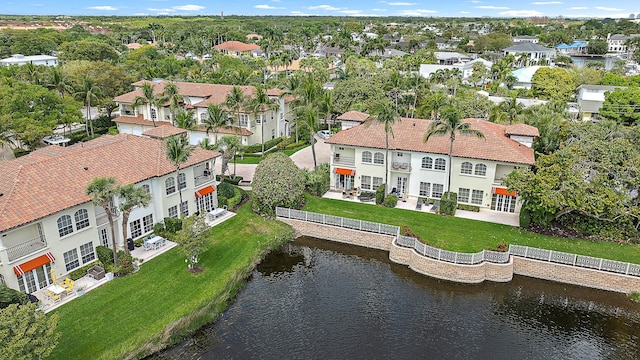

left=303, top=163, right=330, bottom=196
left=439, top=192, right=457, bottom=216
left=486, top=241, right=509, bottom=252
left=383, top=194, right=398, bottom=208
left=252, top=152, right=306, bottom=216
left=519, top=208, right=532, bottom=228
left=107, top=126, right=119, bottom=135
left=115, top=251, right=135, bottom=276
left=226, top=186, right=246, bottom=210
left=244, top=137, right=284, bottom=153
left=401, top=225, right=422, bottom=241
left=375, top=184, right=386, bottom=205
left=96, top=246, right=113, bottom=267
left=629, top=292, right=640, bottom=303
left=217, top=195, right=228, bottom=208
left=221, top=176, right=243, bottom=185
left=458, top=204, right=480, bottom=212
left=163, top=217, right=182, bottom=233
left=217, top=182, right=235, bottom=198
left=13, top=148, right=30, bottom=158
left=68, top=261, right=100, bottom=281
left=0, top=284, right=28, bottom=308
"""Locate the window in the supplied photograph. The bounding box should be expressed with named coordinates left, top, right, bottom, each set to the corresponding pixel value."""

left=432, top=184, right=444, bottom=198
left=239, top=114, right=248, bottom=127
left=178, top=173, right=187, bottom=190
left=372, top=177, right=383, bottom=190
left=130, top=219, right=142, bottom=238
left=200, top=112, right=207, bottom=122
left=151, top=108, right=157, bottom=120
left=180, top=201, right=189, bottom=216
left=80, top=242, right=95, bottom=264
left=361, top=175, right=371, bottom=190
left=421, top=157, right=433, bottom=169
left=168, top=205, right=178, bottom=219
left=142, top=184, right=150, bottom=194
left=419, top=182, right=431, bottom=197
left=461, top=162, right=473, bottom=175
left=396, top=152, right=403, bottom=157
left=99, top=228, right=109, bottom=247
left=362, top=151, right=372, bottom=163
left=458, top=188, right=470, bottom=203
left=143, top=214, right=154, bottom=233
left=474, top=164, right=487, bottom=176
left=256, top=114, right=262, bottom=124
left=434, top=158, right=446, bottom=171
left=373, top=152, right=384, bottom=165
left=197, top=192, right=216, bottom=213
left=57, top=215, right=74, bottom=237
left=63, top=249, right=79, bottom=272
left=74, top=209, right=90, bottom=230
left=471, top=190, right=484, bottom=205
left=165, top=177, right=176, bottom=195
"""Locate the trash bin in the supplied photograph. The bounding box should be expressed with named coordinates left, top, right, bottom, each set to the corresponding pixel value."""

left=127, top=238, right=134, bottom=251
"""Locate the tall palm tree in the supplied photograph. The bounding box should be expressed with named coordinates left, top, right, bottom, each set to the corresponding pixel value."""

left=203, top=104, right=230, bottom=143
left=86, top=177, right=119, bottom=267
left=165, top=135, right=195, bottom=212
left=250, top=85, right=279, bottom=154
left=294, top=105, right=320, bottom=169
left=224, top=86, right=247, bottom=129
left=419, top=91, right=450, bottom=120
left=75, top=76, right=100, bottom=137
left=117, top=184, right=151, bottom=255
left=174, top=108, right=197, bottom=131
left=423, top=108, right=485, bottom=198
left=133, top=82, right=161, bottom=127
left=163, top=82, right=187, bottom=126
left=367, top=101, right=400, bottom=196
left=492, top=94, right=524, bottom=125
left=46, top=66, right=74, bottom=136
left=216, top=135, right=243, bottom=177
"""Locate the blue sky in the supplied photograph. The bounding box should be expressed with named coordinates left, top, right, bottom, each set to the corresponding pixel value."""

left=2, top=1, right=639, bottom=18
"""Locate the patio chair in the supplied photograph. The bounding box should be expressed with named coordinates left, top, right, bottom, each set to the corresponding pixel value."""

left=45, top=290, right=54, bottom=301
left=65, top=281, right=74, bottom=296
left=143, top=237, right=152, bottom=250
left=53, top=294, right=61, bottom=303
left=63, top=278, right=72, bottom=289
left=416, top=201, right=422, bottom=210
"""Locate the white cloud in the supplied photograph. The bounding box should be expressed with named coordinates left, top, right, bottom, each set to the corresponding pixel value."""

left=531, top=1, right=562, bottom=4
left=475, top=5, right=509, bottom=9
left=87, top=6, right=117, bottom=10
left=290, top=10, right=311, bottom=15
left=570, top=6, right=587, bottom=9
left=308, top=4, right=341, bottom=11
left=460, top=11, right=470, bottom=13
left=255, top=4, right=278, bottom=9
left=470, top=0, right=481, bottom=3
left=396, top=8, right=437, bottom=15
left=173, top=5, right=205, bottom=11
left=340, top=9, right=363, bottom=14
left=387, top=2, right=416, bottom=5
left=148, top=7, right=175, bottom=12
left=372, top=8, right=386, bottom=11
left=595, top=6, right=623, bottom=11
left=499, top=9, right=543, bottom=16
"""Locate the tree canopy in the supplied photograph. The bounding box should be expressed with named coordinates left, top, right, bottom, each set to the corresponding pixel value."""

left=252, top=152, right=306, bottom=216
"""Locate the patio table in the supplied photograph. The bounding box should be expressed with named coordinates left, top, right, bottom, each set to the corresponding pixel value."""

left=146, top=236, right=166, bottom=250
left=48, top=284, right=65, bottom=295
left=207, top=208, right=227, bottom=221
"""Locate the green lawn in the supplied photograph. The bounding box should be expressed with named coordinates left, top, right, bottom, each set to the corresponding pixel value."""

left=302, top=195, right=640, bottom=264
left=49, top=203, right=293, bottom=360
left=232, top=145, right=309, bottom=164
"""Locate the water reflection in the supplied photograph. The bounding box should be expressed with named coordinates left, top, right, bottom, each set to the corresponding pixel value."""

left=152, top=237, right=640, bottom=360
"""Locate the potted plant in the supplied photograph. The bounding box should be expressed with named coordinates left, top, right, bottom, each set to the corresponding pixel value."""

left=75, top=287, right=86, bottom=297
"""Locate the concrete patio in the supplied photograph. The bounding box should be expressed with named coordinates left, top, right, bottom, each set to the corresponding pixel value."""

left=322, top=191, right=519, bottom=227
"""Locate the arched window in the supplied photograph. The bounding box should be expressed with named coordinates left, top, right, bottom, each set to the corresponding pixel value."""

left=434, top=158, right=446, bottom=171
left=461, top=162, right=473, bottom=174
left=200, top=112, right=207, bottom=122
left=74, top=209, right=90, bottom=230
left=165, top=177, right=176, bottom=195
left=141, top=184, right=150, bottom=194
left=421, top=157, right=433, bottom=169
left=362, top=151, right=372, bottom=163
left=474, top=164, right=487, bottom=176
left=373, top=152, right=384, bottom=165
left=178, top=173, right=187, bottom=190
left=57, top=215, right=74, bottom=237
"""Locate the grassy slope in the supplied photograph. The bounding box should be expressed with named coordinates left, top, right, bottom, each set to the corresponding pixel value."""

left=302, top=195, right=640, bottom=264
left=49, top=204, right=292, bottom=360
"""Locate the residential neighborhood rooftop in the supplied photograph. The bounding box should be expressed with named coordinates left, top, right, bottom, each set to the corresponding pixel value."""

left=337, top=110, right=370, bottom=122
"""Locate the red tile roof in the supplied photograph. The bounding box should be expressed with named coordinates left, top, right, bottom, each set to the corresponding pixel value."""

left=214, top=41, right=260, bottom=52
left=327, top=118, right=536, bottom=165
left=142, top=125, right=187, bottom=139
left=504, top=123, right=540, bottom=137
left=0, top=134, right=220, bottom=232
left=113, top=115, right=253, bottom=136
left=337, top=111, right=370, bottom=122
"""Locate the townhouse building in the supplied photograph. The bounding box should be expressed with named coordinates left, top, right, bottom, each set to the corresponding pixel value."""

left=0, top=133, right=220, bottom=293
left=327, top=118, right=538, bottom=215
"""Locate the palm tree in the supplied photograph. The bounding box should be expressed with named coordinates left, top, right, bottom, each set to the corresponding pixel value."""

left=491, top=94, right=524, bottom=125
left=133, top=82, right=161, bottom=127
left=117, top=184, right=151, bottom=255
left=174, top=108, right=197, bottom=130
left=165, top=135, right=195, bottom=212
left=75, top=76, right=100, bottom=137
left=224, top=86, right=247, bottom=128
left=203, top=104, right=230, bottom=143
left=367, top=101, right=400, bottom=196
left=419, top=91, right=450, bottom=120
left=46, top=66, right=74, bottom=136
left=86, top=177, right=119, bottom=267
left=163, top=82, right=187, bottom=126
left=216, top=135, right=243, bottom=177
left=249, top=85, right=278, bottom=154
left=293, top=105, right=320, bottom=169
left=423, top=108, right=485, bottom=198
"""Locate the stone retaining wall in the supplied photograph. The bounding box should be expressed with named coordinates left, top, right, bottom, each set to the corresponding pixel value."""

left=513, top=257, right=640, bottom=294
left=280, top=218, right=393, bottom=251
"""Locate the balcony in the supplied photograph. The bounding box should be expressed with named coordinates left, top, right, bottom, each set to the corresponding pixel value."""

left=391, top=162, right=412, bottom=172
left=96, top=213, right=109, bottom=226
left=333, top=155, right=355, bottom=167
left=195, top=170, right=214, bottom=187
left=6, top=235, right=47, bottom=263
left=121, top=109, right=135, bottom=116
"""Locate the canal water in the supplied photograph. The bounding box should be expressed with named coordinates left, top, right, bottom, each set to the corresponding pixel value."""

left=152, top=237, right=640, bottom=360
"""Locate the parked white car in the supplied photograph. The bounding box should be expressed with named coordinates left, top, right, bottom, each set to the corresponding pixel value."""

left=317, top=130, right=332, bottom=140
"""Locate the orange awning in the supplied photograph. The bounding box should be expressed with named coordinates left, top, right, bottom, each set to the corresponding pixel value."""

left=493, top=187, right=517, bottom=197
left=14, top=252, right=55, bottom=276
left=335, top=168, right=355, bottom=176
left=195, top=185, right=215, bottom=198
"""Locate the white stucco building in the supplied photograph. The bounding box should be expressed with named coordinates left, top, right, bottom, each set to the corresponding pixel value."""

left=0, top=54, right=58, bottom=67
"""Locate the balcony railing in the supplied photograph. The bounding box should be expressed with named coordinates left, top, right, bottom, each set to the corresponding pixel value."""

left=333, top=156, right=355, bottom=167
left=96, top=213, right=109, bottom=226
left=391, top=162, right=412, bottom=172
left=6, top=235, right=47, bottom=262
left=195, top=171, right=214, bottom=187
left=121, top=109, right=135, bottom=116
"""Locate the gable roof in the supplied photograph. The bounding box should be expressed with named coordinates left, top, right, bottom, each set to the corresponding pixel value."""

left=0, top=134, right=220, bottom=232
left=213, top=41, right=260, bottom=52
left=337, top=111, right=370, bottom=122
left=326, top=118, right=535, bottom=166
left=142, top=124, right=187, bottom=139
left=505, top=124, right=539, bottom=137
left=113, top=115, right=254, bottom=136
left=504, top=42, right=552, bottom=52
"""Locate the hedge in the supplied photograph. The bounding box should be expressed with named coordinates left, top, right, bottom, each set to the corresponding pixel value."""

left=440, top=192, right=457, bottom=216
left=244, top=137, right=284, bottom=153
